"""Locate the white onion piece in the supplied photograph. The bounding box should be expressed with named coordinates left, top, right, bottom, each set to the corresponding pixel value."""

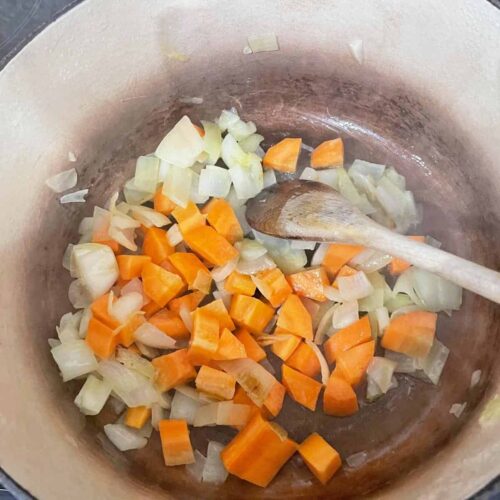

left=167, top=224, right=183, bottom=247
left=391, top=304, right=422, bottom=319
left=156, top=116, right=204, bottom=168
left=366, top=357, right=396, bottom=393
left=170, top=390, right=203, bottom=425
left=392, top=269, right=424, bottom=307
left=311, top=243, right=329, bottom=267
left=417, top=339, right=449, bottom=385
left=301, top=298, right=321, bottom=322
left=108, top=396, right=126, bottom=414
left=60, top=189, right=88, bottom=204
left=175, top=384, right=216, bottom=403
left=332, top=300, right=359, bottom=329
left=234, top=239, right=267, bottom=260
left=74, top=374, right=112, bottom=415
left=300, top=167, right=318, bottom=182
left=68, top=151, right=77, bottom=162
left=134, top=322, right=178, bottom=349
left=71, top=243, right=119, bottom=300
left=359, top=288, right=384, bottom=312
left=121, top=278, right=149, bottom=305
left=349, top=172, right=377, bottom=201
left=158, top=391, right=173, bottom=409
left=240, top=134, right=264, bottom=155
left=323, top=286, right=342, bottom=303
left=411, top=268, right=462, bottom=312
left=179, top=306, right=193, bottom=333
left=78, top=217, right=94, bottom=235
left=199, top=165, right=232, bottom=198
left=236, top=254, right=276, bottom=275
left=337, top=168, right=375, bottom=215
left=375, top=307, right=390, bottom=336
left=189, top=171, right=209, bottom=205
left=129, top=205, right=170, bottom=228
left=470, top=370, right=482, bottom=388
left=263, top=169, right=277, bottom=188
left=123, top=178, right=154, bottom=205
left=187, top=450, right=207, bottom=481
left=221, top=133, right=247, bottom=168
left=194, top=402, right=251, bottom=427
left=51, top=340, right=98, bottom=382
left=449, top=402, right=467, bottom=419
left=228, top=120, right=257, bottom=141
left=201, top=121, right=222, bottom=164
left=337, top=271, right=374, bottom=301
left=134, top=155, right=159, bottom=193
left=226, top=186, right=247, bottom=209
left=213, top=290, right=231, bottom=309
left=104, top=424, right=148, bottom=451
left=212, top=257, right=238, bottom=282
left=138, top=420, right=154, bottom=439
left=217, top=109, right=240, bottom=132
left=46, top=168, right=78, bottom=193
left=384, top=167, right=406, bottom=190
left=202, top=441, right=229, bottom=484
left=314, top=303, right=339, bottom=344
left=384, top=350, right=417, bottom=373
left=305, top=340, right=330, bottom=385
left=229, top=158, right=264, bottom=200
left=366, top=375, right=398, bottom=402
left=349, top=159, right=385, bottom=181
left=290, top=240, right=317, bottom=251
left=316, top=169, right=339, bottom=189
left=270, top=248, right=307, bottom=274
left=346, top=451, right=368, bottom=468
left=151, top=404, right=165, bottom=430
left=349, top=249, right=392, bottom=273
left=247, top=33, right=279, bottom=53
left=79, top=308, right=92, bottom=338
left=163, top=165, right=193, bottom=208
left=349, top=39, right=364, bottom=64
left=68, top=279, right=92, bottom=308
left=98, top=360, right=158, bottom=407
left=111, top=292, right=143, bottom=324
left=115, top=347, right=154, bottom=379
left=233, top=205, right=252, bottom=236
left=57, top=311, right=82, bottom=343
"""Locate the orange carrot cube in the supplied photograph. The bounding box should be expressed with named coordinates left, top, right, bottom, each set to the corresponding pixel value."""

left=276, top=294, right=313, bottom=340
left=199, top=299, right=235, bottom=331
left=152, top=349, right=197, bottom=391
left=149, top=309, right=190, bottom=340
left=154, top=188, right=176, bottom=215
left=331, top=265, right=358, bottom=288
left=119, top=314, right=146, bottom=347
left=142, top=262, right=185, bottom=307
left=168, top=291, right=205, bottom=315
left=271, top=333, right=302, bottom=361
left=282, top=365, right=322, bottom=411
left=202, top=198, right=243, bottom=244
left=323, top=374, right=358, bottom=416
left=187, top=308, right=220, bottom=364
left=183, top=225, right=239, bottom=266
left=213, top=328, right=247, bottom=360
left=143, top=227, right=174, bottom=264
left=159, top=419, right=195, bottom=466
left=389, top=236, right=426, bottom=275
left=124, top=406, right=151, bottom=429
left=168, top=252, right=212, bottom=294
left=335, top=340, right=375, bottom=386
left=298, top=433, right=342, bottom=485
left=116, top=255, right=151, bottom=281
left=90, top=293, right=120, bottom=330
left=286, top=342, right=321, bottom=378
left=86, top=317, right=120, bottom=359
left=225, top=271, right=256, bottom=296
left=263, top=138, right=302, bottom=173
left=195, top=365, right=236, bottom=400
left=287, top=267, right=329, bottom=302
left=172, top=201, right=206, bottom=234
left=252, top=268, right=292, bottom=307
left=310, top=138, right=344, bottom=169
left=235, top=328, right=266, bottom=362
left=322, top=243, right=364, bottom=276
left=230, top=295, right=275, bottom=335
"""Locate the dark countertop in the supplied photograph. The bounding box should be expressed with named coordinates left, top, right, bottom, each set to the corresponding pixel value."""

left=0, top=0, right=498, bottom=498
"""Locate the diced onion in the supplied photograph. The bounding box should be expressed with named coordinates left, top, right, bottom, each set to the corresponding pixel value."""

left=68, top=151, right=77, bottom=162
left=300, top=167, right=318, bottom=181
left=349, top=39, right=364, bottom=64
left=62, top=244, right=74, bottom=272
left=391, top=304, right=422, bottom=319
left=201, top=121, right=222, bottom=164
left=155, top=115, right=204, bottom=168
left=217, top=109, right=240, bottom=132
left=316, top=169, right=339, bottom=189
left=213, top=290, right=231, bottom=309
left=323, top=286, right=342, bottom=302
left=68, top=279, right=92, bottom=308
left=417, top=339, right=449, bottom=385
left=311, top=243, right=329, bottom=267
left=187, top=450, right=207, bottom=481
left=111, top=292, right=143, bottom=324
left=151, top=404, right=165, bottom=430
left=366, top=357, right=396, bottom=393
left=375, top=307, right=390, bottom=335
left=120, top=278, right=149, bottom=305
left=202, top=442, right=229, bottom=484
left=199, top=165, right=232, bottom=198
left=179, top=305, right=193, bottom=333
left=128, top=205, right=170, bottom=228
left=57, top=311, right=83, bottom=343
left=346, top=451, right=368, bottom=468
left=270, top=248, right=307, bottom=274
left=79, top=308, right=92, bottom=338
left=225, top=186, right=247, bottom=209
left=123, top=178, right=154, bottom=205
left=366, top=375, right=398, bottom=402
left=116, top=347, right=154, bottom=379
left=449, top=402, right=467, bottom=419
left=166, top=224, right=183, bottom=247
left=78, top=217, right=94, bottom=235
left=237, top=254, right=276, bottom=275
left=60, top=189, right=88, bottom=204
left=229, top=158, right=264, bottom=200
left=194, top=401, right=251, bottom=427
left=337, top=271, right=374, bottom=301
left=134, top=155, right=159, bottom=193
left=240, top=133, right=264, bottom=154
left=290, top=240, right=316, bottom=251
left=235, top=238, right=267, bottom=260
left=104, top=424, right=148, bottom=451
left=411, top=268, right=462, bottom=312
left=349, top=249, right=392, bottom=273
left=305, top=340, right=330, bottom=385
left=384, top=350, right=417, bottom=373
left=74, top=374, right=112, bottom=415
left=51, top=340, right=98, bottom=381
left=212, top=257, right=238, bottom=282
left=332, top=300, right=359, bottom=329
left=134, top=322, right=178, bottom=349
left=228, top=120, right=257, bottom=141
left=337, top=168, right=375, bottom=215
left=349, top=160, right=385, bottom=181
left=359, top=288, right=384, bottom=312
left=170, top=390, right=203, bottom=425
left=163, top=164, right=193, bottom=208
left=314, top=303, right=339, bottom=344
left=470, top=369, right=482, bottom=388
left=247, top=33, right=279, bottom=53
left=46, top=168, right=78, bottom=193
left=263, top=169, right=277, bottom=188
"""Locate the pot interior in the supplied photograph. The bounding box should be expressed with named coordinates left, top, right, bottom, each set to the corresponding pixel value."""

left=21, top=61, right=500, bottom=498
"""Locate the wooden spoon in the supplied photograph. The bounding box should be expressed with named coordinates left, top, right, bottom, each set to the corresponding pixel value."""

left=246, top=180, right=500, bottom=304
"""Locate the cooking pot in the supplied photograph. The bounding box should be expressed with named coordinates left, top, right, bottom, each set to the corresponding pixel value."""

left=0, top=0, right=499, bottom=498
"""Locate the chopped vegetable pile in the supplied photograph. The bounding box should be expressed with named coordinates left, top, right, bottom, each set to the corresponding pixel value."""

left=50, top=109, right=464, bottom=488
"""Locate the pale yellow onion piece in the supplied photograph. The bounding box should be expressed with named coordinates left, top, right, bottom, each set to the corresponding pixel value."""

left=201, top=121, right=222, bottom=164
left=128, top=205, right=170, bottom=228
left=163, top=165, right=192, bottom=208
left=167, top=223, right=183, bottom=246
left=45, top=168, right=77, bottom=193
left=305, top=340, right=330, bottom=385
left=247, top=33, right=279, bottom=53
left=74, top=374, right=112, bottom=415
left=60, top=189, right=88, bottom=204
left=134, top=155, right=160, bottom=193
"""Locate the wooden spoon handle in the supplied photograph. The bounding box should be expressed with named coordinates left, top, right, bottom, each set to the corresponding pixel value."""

left=360, top=224, right=500, bottom=304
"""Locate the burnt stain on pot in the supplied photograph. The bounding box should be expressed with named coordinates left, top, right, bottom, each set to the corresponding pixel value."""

left=26, top=57, right=500, bottom=499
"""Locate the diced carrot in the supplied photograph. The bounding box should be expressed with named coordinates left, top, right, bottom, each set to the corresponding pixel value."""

left=298, top=433, right=342, bottom=485
left=230, top=295, right=275, bottom=335
left=143, top=227, right=174, bottom=264
left=322, top=244, right=364, bottom=276
left=287, top=267, right=329, bottom=302
left=124, top=406, right=151, bottom=429
left=94, top=238, right=121, bottom=254
left=202, top=198, right=243, bottom=244
left=195, top=365, right=236, bottom=400
left=159, top=419, right=195, bottom=466
left=149, top=309, right=190, bottom=340
left=119, top=314, right=146, bottom=347
left=323, top=374, right=358, bottom=416
left=276, top=294, right=313, bottom=340
left=142, top=262, right=185, bottom=307
left=323, top=315, right=372, bottom=364
left=116, top=255, right=151, bottom=281
left=263, top=381, right=286, bottom=418
left=381, top=311, right=437, bottom=358
left=282, top=365, right=322, bottom=412
left=172, top=201, right=206, bottom=235
left=331, top=265, right=358, bottom=288
left=159, top=258, right=184, bottom=277
left=183, top=225, right=239, bottom=266
left=335, top=340, right=375, bottom=386
left=213, top=328, right=247, bottom=360
left=389, top=236, right=426, bottom=275
left=221, top=412, right=297, bottom=487
left=154, top=188, right=177, bottom=215
left=233, top=385, right=261, bottom=417
left=168, top=291, right=205, bottom=315
left=142, top=300, right=163, bottom=318
left=187, top=308, right=220, bottom=365
left=271, top=333, right=302, bottom=361
left=225, top=271, right=256, bottom=296
left=286, top=342, right=321, bottom=378
left=85, top=317, right=120, bottom=359
left=252, top=268, right=292, bottom=308
left=310, top=138, right=344, bottom=169
left=235, top=328, right=266, bottom=362
left=263, top=138, right=302, bottom=173
left=90, top=293, right=120, bottom=329
left=199, top=299, right=235, bottom=331
left=152, top=349, right=197, bottom=391
left=168, top=252, right=212, bottom=294
left=193, top=124, right=205, bottom=137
